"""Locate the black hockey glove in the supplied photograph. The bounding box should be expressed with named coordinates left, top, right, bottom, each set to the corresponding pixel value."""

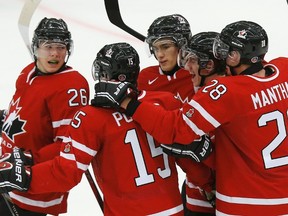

left=203, top=189, right=216, bottom=208
left=0, top=147, right=33, bottom=166
left=0, top=148, right=31, bottom=193
left=91, top=80, right=139, bottom=109
left=161, top=134, right=213, bottom=162
left=0, top=109, right=7, bottom=137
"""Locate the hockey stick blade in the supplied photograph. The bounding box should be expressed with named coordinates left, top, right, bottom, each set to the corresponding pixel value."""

left=104, top=0, right=146, bottom=42
left=85, top=170, right=104, bottom=212
left=18, top=0, right=42, bottom=58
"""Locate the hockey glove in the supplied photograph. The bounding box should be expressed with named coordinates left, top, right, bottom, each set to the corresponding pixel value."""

left=0, top=148, right=31, bottom=193
left=203, top=189, right=216, bottom=208
left=0, top=147, right=33, bottom=166
left=0, top=109, right=7, bottom=137
left=161, top=134, right=213, bottom=162
left=91, top=80, right=139, bottom=109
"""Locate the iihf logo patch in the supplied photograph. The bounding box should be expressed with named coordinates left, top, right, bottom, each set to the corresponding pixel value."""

left=185, top=108, right=195, bottom=118
left=63, top=144, right=71, bottom=153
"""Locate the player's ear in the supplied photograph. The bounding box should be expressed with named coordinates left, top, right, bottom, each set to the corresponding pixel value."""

left=227, top=50, right=241, bottom=65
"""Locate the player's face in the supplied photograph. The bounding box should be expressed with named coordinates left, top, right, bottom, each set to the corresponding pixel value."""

left=36, top=41, right=68, bottom=73
left=152, top=39, right=178, bottom=72
left=184, top=55, right=200, bottom=85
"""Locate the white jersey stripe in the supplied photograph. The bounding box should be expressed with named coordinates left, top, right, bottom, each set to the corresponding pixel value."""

left=71, top=139, right=97, bottom=156
left=52, top=119, right=71, bottom=128
left=189, top=99, right=220, bottom=128
left=9, top=192, right=64, bottom=208
left=60, top=149, right=89, bottom=171
left=217, top=191, right=288, bottom=205
left=182, top=114, right=205, bottom=136
left=147, top=204, right=183, bottom=216
left=186, top=196, right=213, bottom=208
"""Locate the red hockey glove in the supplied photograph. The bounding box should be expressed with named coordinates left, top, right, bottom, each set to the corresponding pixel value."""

left=161, top=134, right=213, bottom=162
left=91, top=80, right=139, bottom=109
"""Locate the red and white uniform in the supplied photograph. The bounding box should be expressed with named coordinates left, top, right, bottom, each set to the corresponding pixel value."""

left=29, top=90, right=214, bottom=216
left=138, top=66, right=195, bottom=103
left=131, top=57, right=288, bottom=215
left=138, top=65, right=214, bottom=213
left=1, top=62, right=89, bottom=215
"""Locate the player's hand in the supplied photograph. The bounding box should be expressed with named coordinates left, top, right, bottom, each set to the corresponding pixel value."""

left=0, top=148, right=31, bottom=193
left=91, top=80, right=139, bottom=109
left=161, top=134, right=213, bottom=162
left=0, top=109, right=7, bottom=137
left=0, top=147, right=33, bottom=166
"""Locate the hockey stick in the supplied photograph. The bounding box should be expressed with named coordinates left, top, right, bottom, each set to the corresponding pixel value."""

left=84, top=169, right=104, bottom=212
left=1, top=193, right=19, bottom=216
left=18, top=0, right=42, bottom=58
left=104, top=0, right=146, bottom=42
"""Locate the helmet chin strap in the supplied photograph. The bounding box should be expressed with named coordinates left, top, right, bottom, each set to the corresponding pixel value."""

left=228, top=57, right=263, bottom=76
left=239, top=62, right=263, bottom=75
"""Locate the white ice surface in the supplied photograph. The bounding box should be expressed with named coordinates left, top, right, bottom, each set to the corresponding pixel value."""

left=1, top=0, right=288, bottom=215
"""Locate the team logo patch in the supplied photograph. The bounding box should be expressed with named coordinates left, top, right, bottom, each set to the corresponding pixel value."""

left=251, top=56, right=259, bottom=63
left=2, top=98, right=27, bottom=142
left=118, top=74, right=127, bottom=82
left=185, top=108, right=195, bottom=118
left=237, top=29, right=247, bottom=39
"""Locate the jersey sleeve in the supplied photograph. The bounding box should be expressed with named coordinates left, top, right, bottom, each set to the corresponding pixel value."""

left=29, top=107, right=101, bottom=194
left=132, top=101, right=198, bottom=144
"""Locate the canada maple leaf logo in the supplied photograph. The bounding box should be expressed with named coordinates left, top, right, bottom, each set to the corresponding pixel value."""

left=2, top=98, right=26, bottom=142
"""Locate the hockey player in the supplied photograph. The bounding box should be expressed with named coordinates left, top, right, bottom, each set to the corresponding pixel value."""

left=138, top=14, right=195, bottom=104
left=138, top=14, right=212, bottom=216
left=0, top=17, right=89, bottom=216
left=163, top=31, right=228, bottom=216
left=92, top=20, right=288, bottom=215
left=0, top=42, right=214, bottom=215
left=175, top=31, right=228, bottom=216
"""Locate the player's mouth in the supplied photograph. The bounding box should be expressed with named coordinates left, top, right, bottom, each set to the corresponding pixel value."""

left=48, top=60, right=59, bottom=65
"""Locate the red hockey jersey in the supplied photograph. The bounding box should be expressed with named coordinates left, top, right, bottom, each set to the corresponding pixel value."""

left=131, top=57, right=288, bottom=215
left=138, top=66, right=195, bottom=104
left=138, top=65, right=214, bottom=213
left=1, top=62, right=89, bottom=215
left=29, top=90, right=214, bottom=216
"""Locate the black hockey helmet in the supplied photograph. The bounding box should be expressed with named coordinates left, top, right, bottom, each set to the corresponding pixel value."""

left=92, top=42, right=140, bottom=85
left=213, top=20, right=268, bottom=64
left=179, top=32, right=221, bottom=68
left=145, top=14, right=192, bottom=54
left=179, top=32, right=226, bottom=86
left=32, top=17, right=73, bottom=57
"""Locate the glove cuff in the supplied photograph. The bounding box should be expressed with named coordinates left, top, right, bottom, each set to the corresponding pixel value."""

left=125, top=99, right=141, bottom=116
